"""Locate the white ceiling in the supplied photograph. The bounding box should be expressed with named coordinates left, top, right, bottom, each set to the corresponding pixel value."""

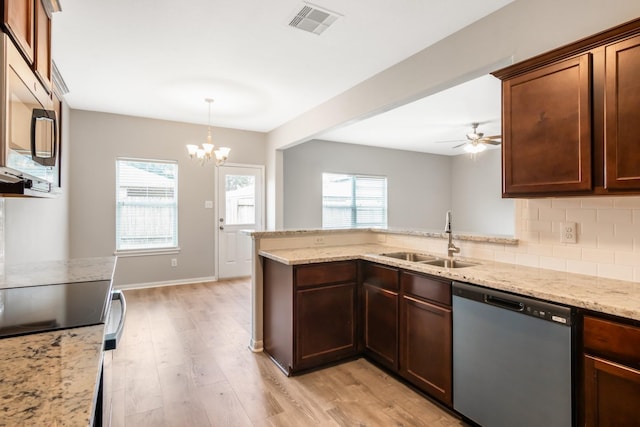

left=52, top=0, right=512, bottom=150
left=318, top=74, right=503, bottom=156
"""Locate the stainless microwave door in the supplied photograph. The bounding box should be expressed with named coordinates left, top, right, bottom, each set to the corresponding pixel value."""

left=6, top=62, right=58, bottom=185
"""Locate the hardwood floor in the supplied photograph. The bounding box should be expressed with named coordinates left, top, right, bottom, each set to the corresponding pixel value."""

left=110, top=279, right=466, bottom=426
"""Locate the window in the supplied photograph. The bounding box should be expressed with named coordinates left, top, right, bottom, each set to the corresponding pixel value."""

left=116, top=159, right=178, bottom=252
left=322, top=173, right=387, bottom=229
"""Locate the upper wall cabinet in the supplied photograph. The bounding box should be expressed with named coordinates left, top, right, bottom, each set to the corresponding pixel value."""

left=2, top=0, right=53, bottom=92
left=493, top=18, right=640, bottom=198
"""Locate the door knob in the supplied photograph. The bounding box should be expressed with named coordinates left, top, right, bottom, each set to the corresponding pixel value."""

left=219, top=226, right=224, bottom=230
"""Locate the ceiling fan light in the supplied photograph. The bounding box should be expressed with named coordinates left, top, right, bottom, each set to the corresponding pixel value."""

left=464, top=143, right=486, bottom=154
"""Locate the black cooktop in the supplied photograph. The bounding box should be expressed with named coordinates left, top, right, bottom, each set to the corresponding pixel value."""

left=0, top=280, right=112, bottom=339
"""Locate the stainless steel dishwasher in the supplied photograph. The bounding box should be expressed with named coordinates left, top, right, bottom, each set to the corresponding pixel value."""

left=452, top=281, right=575, bottom=427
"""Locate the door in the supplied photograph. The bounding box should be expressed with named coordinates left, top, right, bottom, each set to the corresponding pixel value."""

left=217, top=165, right=263, bottom=279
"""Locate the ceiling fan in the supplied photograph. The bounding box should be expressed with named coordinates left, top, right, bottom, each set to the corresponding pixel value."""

left=437, top=122, right=502, bottom=153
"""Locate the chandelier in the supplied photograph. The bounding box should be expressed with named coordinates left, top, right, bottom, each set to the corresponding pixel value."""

left=186, top=98, right=231, bottom=166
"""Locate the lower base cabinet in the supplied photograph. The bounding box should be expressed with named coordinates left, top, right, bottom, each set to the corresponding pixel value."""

left=263, top=258, right=358, bottom=374
left=399, top=271, right=452, bottom=406
left=583, top=315, right=640, bottom=426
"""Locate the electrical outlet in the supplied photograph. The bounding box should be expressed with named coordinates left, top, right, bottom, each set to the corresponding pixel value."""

left=171, top=258, right=178, bottom=267
left=560, top=222, right=577, bottom=244
left=376, top=234, right=387, bottom=243
left=204, top=200, right=213, bottom=209
left=314, top=236, right=325, bottom=245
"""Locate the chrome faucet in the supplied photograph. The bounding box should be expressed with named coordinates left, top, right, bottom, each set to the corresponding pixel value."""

left=445, top=210, right=460, bottom=258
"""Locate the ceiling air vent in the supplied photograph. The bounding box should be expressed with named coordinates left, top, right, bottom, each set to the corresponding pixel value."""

left=289, top=3, right=341, bottom=35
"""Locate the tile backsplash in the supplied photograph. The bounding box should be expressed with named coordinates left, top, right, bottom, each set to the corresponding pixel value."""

left=0, top=198, right=4, bottom=265
left=506, top=196, right=640, bottom=282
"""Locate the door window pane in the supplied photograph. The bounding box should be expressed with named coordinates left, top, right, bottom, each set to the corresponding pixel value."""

left=225, top=174, right=256, bottom=225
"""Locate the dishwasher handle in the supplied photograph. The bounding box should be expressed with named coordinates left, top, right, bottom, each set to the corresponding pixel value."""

left=484, top=294, right=525, bottom=312
left=104, top=290, right=126, bottom=351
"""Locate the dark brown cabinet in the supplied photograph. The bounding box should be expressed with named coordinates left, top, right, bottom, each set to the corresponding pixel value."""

left=2, top=0, right=35, bottom=63
left=263, top=258, right=358, bottom=375
left=604, top=34, right=640, bottom=190
left=361, top=262, right=399, bottom=371
left=494, top=18, right=640, bottom=197
left=2, top=0, right=53, bottom=91
left=399, top=271, right=452, bottom=406
left=583, top=315, right=640, bottom=426
left=34, top=0, right=51, bottom=89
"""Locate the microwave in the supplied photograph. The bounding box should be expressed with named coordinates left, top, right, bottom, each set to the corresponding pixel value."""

left=0, top=33, right=59, bottom=196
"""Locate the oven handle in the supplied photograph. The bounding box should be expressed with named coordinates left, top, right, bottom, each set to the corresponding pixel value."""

left=104, top=290, right=126, bottom=351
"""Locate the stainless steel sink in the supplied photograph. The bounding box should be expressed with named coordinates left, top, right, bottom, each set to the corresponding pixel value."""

left=422, top=259, right=478, bottom=269
left=381, top=252, right=438, bottom=262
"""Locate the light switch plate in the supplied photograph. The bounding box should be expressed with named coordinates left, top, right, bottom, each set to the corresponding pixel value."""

left=204, top=200, right=213, bottom=209
left=560, top=222, right=577, bottom=244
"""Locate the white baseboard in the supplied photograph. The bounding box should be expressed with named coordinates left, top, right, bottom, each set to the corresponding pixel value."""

left=114, top=276, right=219, bottom=290
left=249, top=339, right=264, bottom=353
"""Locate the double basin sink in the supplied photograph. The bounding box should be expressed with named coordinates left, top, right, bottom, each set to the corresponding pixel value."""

left=380, top=252, right=478, bottom=269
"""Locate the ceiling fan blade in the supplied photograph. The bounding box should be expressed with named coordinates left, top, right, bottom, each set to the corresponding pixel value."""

left=484, top=135, right=502, bottom=140
left=452, top=142, right=468, bottom=149
left=432, top=139, right=466, bottom=144
left=484, top=140, right=502, bottom=146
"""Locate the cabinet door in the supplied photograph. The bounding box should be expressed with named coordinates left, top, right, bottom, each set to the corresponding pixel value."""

left=2, top=0, right=35, bottom=62
left=605, top=34, right=640, bottom=190
left=362, top=282, right=398, bottom=371
left=34, top=0, right=51, bottom=90
left=295, top=282, right=357, bottom=371
left=400, top=295, right=452, bottom=406
left=502, top=54, right=592, bottom=196
left=584, top=355, right=640, bottom=427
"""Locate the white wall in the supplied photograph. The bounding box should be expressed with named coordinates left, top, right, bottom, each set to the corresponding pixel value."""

left=68, top=110, right=266, bottom=286
left=283, top=140, right=451, bottom=230
left=265, top=0, right=640, bottom=228
left=2, top=101, right=71, bottom=264
left=451, top=149, right=514, bottom=235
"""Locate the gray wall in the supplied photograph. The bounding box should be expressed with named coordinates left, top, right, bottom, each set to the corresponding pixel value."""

left=68, top=110, right=266, bottom=286
left=283, top=140, right=514, bottom=235
left=451, top=148, right=514, bottom=235
left=3, top=101, right=71, bottom=264
left=283, top=140, right=451, bottom=230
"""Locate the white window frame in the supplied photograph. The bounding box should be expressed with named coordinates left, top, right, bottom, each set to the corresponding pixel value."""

left=114, top=158, right=180, bottom=256
left=322, top=172, right=388, bottom=229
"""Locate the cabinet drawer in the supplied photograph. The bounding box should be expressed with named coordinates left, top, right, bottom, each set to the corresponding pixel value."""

left=361, top=262, right=399, bottom=291
left=295, top=261, right=356, bottom=288
left=584, top=315, right=640, bottom=367
left=401, top=271, right=451, bottom=306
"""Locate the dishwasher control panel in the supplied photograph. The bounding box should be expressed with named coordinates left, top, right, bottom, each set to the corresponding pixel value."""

left=452, top=281, right=574, bottom=326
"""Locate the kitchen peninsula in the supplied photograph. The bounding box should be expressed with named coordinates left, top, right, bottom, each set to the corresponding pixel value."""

left=0, top=257, right=117, bottom=426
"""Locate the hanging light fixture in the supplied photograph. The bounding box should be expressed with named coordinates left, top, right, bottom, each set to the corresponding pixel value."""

left=186, top=98, right=231, bottom=166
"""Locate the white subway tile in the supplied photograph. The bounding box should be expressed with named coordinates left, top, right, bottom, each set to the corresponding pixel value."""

left=540, top=256, right=567, bottom=272
left=634, top=267, right=640, bottom=282
left=581, top=222, right=614, bottom=237
left=539, top=207, right=567, bottom=222
left=581, top=198, right=615, bottom=209
left=494, top=251, right=517, bottom=264
left=615, top=222, right=640, bottom=238
left=527, top=243, right=554, bottom=256
left=528, top=220, right=552, bottom=233
left=614, top=196, right=640, bottom=209
left=597, top=233, right=633, bottom=252
left=529, top=199, right=553, bottom=208
left=582, top=247, right=615, bottom=263
left=538, top=231, right=557, bottom=244
left=552, top=198, right=583, bottom=209
left=566, top=208, right=597, bottom=223
left=633, top=210, right=640, bottom=224
left=516, top=253, right=540, bottom=268
left=553, top=245, right=583, bottom=260
left=614, top=251, right=640, bottom=266
left=566, top=260, right=598, bottom=276
left=597, top=209, right=633, bottom=224
left=597, top=263, right=634, bottom=281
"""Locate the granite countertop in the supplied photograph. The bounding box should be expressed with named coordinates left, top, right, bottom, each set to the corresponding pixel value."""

left=0, top=257, right=117, bottom=289
left=0, top=257, right=117, bottom=426
left=259, top=244, right=640, bottom=322
left=0, top=325, right=105, bottom=426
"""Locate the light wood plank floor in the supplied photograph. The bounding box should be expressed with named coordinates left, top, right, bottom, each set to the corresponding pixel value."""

left=111, top=279, right=467, bottom=427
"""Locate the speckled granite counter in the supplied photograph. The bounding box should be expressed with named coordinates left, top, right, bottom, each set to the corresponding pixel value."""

left=259, top=245, right=640, bottom=322
left=0, top=326, right=105, bottom=426
left=0, top=257, right=117, bottom=426
left=0, top=257, right=117, bottom=289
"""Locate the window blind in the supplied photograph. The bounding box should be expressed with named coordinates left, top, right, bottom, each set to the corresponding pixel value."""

left=322, top=173, right=387, bottom=229
left=116, top=159, right=178, bottom=251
